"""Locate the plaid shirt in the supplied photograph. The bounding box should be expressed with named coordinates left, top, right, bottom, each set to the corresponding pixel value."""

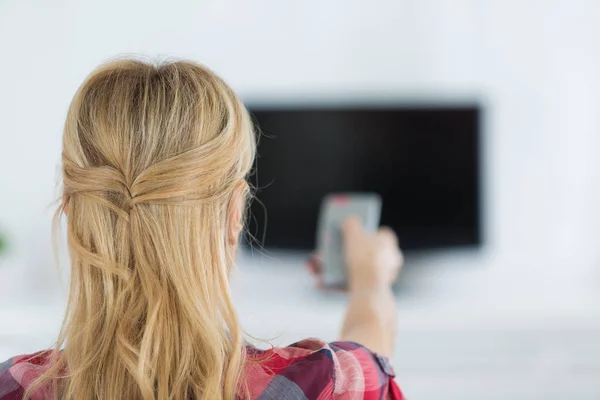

left=0, top=338, right=404, bottom=399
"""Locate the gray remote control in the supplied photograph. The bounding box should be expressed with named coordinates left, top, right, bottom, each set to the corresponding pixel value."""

left=316, top=193, right=382, bottom=288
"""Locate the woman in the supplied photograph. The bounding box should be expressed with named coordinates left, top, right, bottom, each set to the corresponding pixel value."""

left=0, top=59, right=404, bottom=399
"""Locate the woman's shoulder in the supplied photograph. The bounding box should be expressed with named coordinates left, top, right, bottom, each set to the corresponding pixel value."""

left=244, top=338, right=404, bottom=399
left=0, top=351, right=55, bottom=399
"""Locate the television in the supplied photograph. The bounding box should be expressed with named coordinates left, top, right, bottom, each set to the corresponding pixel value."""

left=246, top=103, right=482, bottom=251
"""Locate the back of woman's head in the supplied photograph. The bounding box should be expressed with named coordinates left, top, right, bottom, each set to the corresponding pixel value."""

left=29, top=59, right=256, bottom=400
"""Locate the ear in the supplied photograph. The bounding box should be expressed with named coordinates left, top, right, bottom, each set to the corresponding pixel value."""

left=227, top=181, right=248, bottom=247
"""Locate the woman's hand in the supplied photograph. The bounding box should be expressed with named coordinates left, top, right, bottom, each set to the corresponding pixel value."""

left=306, top=216, right=403, bottom=291
left=343, top=216, right=403, bottom=292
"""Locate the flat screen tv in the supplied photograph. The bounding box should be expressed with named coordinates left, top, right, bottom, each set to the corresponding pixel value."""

left=246, top=103, right=482, bottom=251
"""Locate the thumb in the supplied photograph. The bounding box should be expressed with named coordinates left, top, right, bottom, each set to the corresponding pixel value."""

left=342, top=215, right=364, bottom=243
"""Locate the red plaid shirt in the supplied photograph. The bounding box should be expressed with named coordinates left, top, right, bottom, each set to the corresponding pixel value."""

left=0, top=338, right=404, bottom=399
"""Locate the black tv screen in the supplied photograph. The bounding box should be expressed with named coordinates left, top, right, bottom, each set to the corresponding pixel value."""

left=247, top=104, right=481, bottom=251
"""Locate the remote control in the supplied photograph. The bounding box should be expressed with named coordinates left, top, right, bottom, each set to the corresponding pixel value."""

left=316, top=193, right=382, bottom=288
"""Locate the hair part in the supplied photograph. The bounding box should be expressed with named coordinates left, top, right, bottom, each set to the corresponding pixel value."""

left=27, top=58, right=256, bottom=399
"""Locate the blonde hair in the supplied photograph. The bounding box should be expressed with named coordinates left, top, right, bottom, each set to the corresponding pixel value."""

left=27, top=58, right=256, bottom=399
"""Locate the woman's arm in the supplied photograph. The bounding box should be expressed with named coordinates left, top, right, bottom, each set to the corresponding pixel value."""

left=340, top=287, right=397, bottom=357
left=338, top=217, right=403, bottom=357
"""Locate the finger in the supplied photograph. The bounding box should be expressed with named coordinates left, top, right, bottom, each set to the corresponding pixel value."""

left=305, top=262, right=324, bottom=289
left=395, top=249, right=404, bottom=268
left=342, top=215, right=364, bottom=242
left=306, top=254, right=322, bottom=276
left=377, top=226, right=398, bottom=247
left=306, top=262, right=318, bottom=276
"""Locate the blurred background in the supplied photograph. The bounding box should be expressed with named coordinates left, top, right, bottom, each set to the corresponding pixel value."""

left=1, top=1, right=600, bottom=399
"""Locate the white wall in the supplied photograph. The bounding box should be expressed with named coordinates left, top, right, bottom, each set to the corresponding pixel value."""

left=1, top=0, right=600, bottom=299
